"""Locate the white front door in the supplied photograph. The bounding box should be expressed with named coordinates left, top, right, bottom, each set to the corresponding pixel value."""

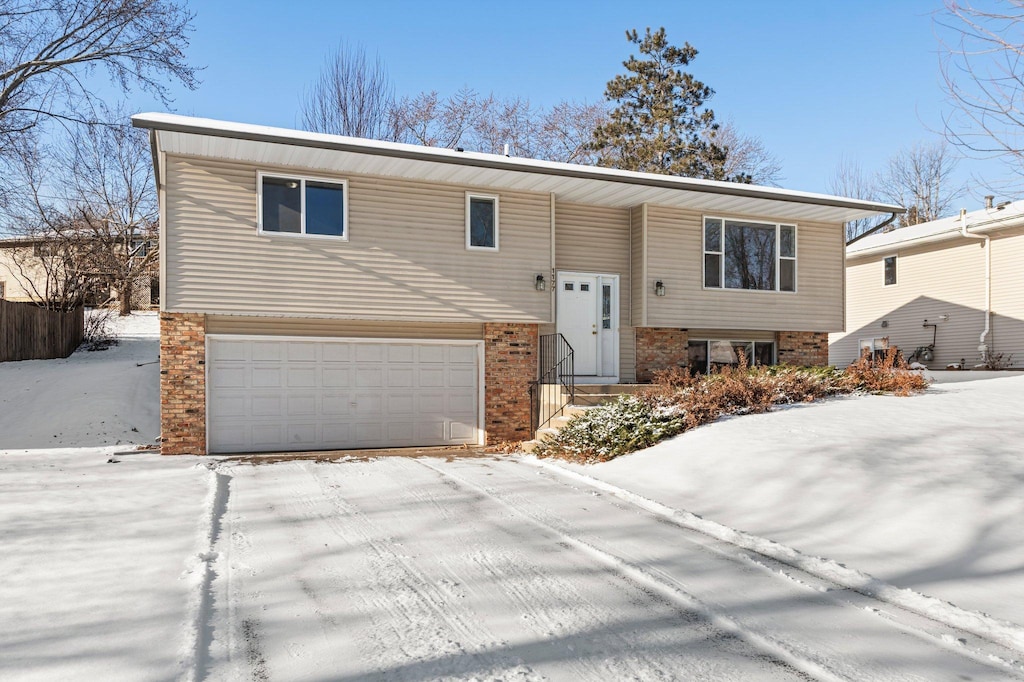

left=556, top=272, right=619, bottom=379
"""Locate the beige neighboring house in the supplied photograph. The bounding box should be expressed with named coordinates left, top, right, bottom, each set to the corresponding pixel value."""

left=0, top=236, right=156, bottom=309
left=132, top=113, right=900, bottom=456
left=830, top=200, right=1024, bottom=369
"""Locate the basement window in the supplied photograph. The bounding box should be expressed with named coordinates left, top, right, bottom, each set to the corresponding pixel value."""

left=258, top=173, right=348, bottom=239
left=687, top=339, right=776, bottom=374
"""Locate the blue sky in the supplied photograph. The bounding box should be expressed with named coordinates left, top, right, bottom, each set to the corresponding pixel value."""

left=125, top=0, right=1005, bottom=203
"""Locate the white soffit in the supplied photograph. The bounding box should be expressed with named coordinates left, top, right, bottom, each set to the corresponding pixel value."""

left=139, top=114, right=901, bottom=224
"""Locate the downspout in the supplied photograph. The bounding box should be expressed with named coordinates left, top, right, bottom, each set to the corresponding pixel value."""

left=959, top=208, right=991, bottom=361
left=846, top=212, right=900, bottom=246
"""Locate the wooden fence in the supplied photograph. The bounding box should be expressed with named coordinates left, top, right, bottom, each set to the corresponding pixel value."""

left=0, top=300, right=84, bottom=362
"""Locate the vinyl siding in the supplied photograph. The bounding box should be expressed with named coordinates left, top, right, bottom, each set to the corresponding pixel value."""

left=163, top=155, right=552, bottom=322
left=630, top=205, right=645, bottom=327
left=688, top=329, right=777, bottom=342
left=0, top=247, right=40, bottom=301
left=206, top=315, right=484, bottom=339
left=987, top=228, right=1024, bottom=366
left=830, top=238, right=989, bottom=368
left=643, top=206, right=844, bottom=331
left=554, top=202, right=635, bottom=382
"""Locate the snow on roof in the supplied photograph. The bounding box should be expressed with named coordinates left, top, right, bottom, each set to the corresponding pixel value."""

left=132, top=113, right=903, bottom=225
left=848, top=200, right=1024, bottom=257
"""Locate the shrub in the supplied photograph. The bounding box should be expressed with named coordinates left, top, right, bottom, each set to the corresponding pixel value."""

left=531, top=395, right=684, bottom=464
left=82, top=306, right=119, bottom=351
left=533, top=359, right=928, bottom=463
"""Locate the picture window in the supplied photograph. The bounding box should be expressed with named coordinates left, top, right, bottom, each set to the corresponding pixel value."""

left=703, top=217, right=796, bottom=292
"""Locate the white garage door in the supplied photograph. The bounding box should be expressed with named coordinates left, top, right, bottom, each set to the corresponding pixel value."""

left=207, top=336, right=482, bottom=454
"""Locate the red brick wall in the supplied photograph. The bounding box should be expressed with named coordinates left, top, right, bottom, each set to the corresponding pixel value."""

left=483, top=322, right=537, bottom=444
left=160, top=313, right=207, bottom=455
left=776, top=331, right=829, bottom=366
left=635, top=327, right=689, bottom=382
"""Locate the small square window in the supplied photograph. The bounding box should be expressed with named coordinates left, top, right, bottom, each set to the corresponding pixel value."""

left=466, top=193, right=499, bottom=250
left=580, top=283, right=590, bottom=292
left=564, top=282, right=574, bottom=291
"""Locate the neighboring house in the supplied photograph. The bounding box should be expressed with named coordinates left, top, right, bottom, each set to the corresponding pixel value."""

left=0, top=236, right=156, bottom=309
left=132, top=113, right=899, bottom=455
left=830, top=200, right=1024, bottom=369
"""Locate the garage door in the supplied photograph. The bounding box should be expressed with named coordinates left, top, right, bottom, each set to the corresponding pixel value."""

left=207, top=336, right=482, bottom=454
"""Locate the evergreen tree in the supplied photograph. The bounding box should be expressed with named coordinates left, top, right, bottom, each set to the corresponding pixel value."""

left=591, top=28, right=749, bottom=182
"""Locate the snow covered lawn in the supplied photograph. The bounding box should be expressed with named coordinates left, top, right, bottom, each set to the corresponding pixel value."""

left=562, top=373, right=1024, bottom=626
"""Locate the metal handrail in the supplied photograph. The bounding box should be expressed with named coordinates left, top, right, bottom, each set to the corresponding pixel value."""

left=530, top=333, right=575, bottom=433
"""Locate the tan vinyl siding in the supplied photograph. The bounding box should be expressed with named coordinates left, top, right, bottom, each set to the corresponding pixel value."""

left=555, top=202, right=635, bottom=381
left=163, top=155, right=551, bottom=322
left=987, top=228, right=1024, bottom=367
left=630, top=205, right=645, bottom=327
left=644, top=206, right=844, bottom=331
left=830, top=239, right=989, bottom=367
left=206, top=315, right=483, bottom=339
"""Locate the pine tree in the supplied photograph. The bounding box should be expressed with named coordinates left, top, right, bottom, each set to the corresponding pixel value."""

left=591, top=28, right=749, bottom=182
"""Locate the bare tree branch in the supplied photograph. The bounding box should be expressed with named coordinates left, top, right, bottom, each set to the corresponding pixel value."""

left=300, top=42, right=396, bottom=139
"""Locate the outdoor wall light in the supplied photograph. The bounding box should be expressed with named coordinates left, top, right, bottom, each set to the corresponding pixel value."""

left=654, top=280, right=666, bottom=296
left=535, top=274, right=547, bottom=291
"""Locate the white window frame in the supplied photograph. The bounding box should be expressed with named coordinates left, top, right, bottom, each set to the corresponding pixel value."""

left=257, top=171, right=349, bottom=241
left=702, top=216, right=798, bottom=293
left=883, top=254, right=897, bottom=286
left=465, top=192, right=499, bottom=251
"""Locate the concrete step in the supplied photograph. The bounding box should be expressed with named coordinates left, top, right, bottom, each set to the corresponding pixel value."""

left=571, top=393, right=624, bottom=406
left=571, top=383, right=646, bottom=396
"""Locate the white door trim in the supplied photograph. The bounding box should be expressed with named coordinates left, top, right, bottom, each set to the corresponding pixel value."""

left=204, top=334, right=485, bottom=453
left=556, top=271, right=620, bottom=382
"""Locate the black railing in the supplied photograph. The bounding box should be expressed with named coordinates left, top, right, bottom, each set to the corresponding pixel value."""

left=530, top=333, right=575, bottom=433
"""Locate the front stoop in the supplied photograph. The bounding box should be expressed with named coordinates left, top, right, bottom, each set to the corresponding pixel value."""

left=522, top=384, right=647, bottom=452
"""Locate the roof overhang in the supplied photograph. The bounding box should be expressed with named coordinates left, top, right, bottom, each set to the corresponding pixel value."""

left=132, top=113, right=903, bottom=224
left=847, top=208, right=1024, bottom=259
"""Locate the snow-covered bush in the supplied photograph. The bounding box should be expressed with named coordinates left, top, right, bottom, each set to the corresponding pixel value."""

left=532, top=395, right=684, bottom=463
left=82, top=306, right=119, bottom=351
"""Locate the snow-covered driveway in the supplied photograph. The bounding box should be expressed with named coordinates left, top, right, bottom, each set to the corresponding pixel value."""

left=200, top=455, right=1022, bottom=681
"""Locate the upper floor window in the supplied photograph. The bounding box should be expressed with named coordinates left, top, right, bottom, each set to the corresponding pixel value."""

left=884, top=255, right=897, bottom=286
left=466, top=193, right=499, bottom=250
left=259, top=173, right=348, bottom=239
left=703, top=217, right=796, bottom=292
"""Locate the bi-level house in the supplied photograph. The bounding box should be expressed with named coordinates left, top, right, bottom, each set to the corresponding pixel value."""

left=133, top=113, right=900, bottom=455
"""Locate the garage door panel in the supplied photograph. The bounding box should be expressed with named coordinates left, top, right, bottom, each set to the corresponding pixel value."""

left=322, top=367, right=351, bottom=387
left=322, top=394, right=351, bottom=416
left=287, top=367, right=318, bottom=388
left=356, top=367, right=383, bottom=387
left=449, top=345, right=478, bottom=364
left=448, top=367, right=476, bottom=388
left=252, top=367, right=282, bottom=388
left=208, top=337, right=482, bottom=454
left=251, top=341, right=282, bottom=362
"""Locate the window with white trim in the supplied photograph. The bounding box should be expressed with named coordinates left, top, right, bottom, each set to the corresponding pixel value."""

left=466, top=193, right=498, bottom=250
left=703, top=217, right=796, bottom=292
left=258, top=173, right=348, bottom=239
left=687, top=339, right=776, bottom=374
left=884, top=255, right=897, bottom=286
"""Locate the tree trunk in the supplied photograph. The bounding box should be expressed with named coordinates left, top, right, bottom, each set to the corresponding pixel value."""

left=119, top=288, right=132, bottom=316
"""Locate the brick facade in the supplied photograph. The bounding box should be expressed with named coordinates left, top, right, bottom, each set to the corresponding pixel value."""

left=483, top=322, right=538, bottom=444
left=635, top=327, right=689, bottom=382
left=160, top=312, right=207, bottom=455
left=776, top=331, right=829, bottom=366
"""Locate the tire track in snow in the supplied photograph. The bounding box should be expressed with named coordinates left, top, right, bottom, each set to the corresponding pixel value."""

left=525, top=457, right=1024, bottom=673
left=178, top=464, right=232, bottom=682
left=413, top=458, right=837, bottom=682
left=290, top=462, right=543, bottom=681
